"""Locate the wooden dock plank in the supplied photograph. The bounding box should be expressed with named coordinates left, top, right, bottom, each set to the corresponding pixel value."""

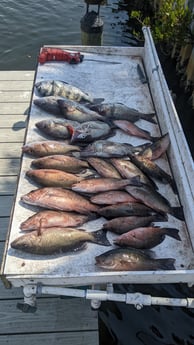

left=0, top=331, right=99, bottom=345
left=0, top=70, right=99, bottom=344
left=0, top=298, right=98, bottom=333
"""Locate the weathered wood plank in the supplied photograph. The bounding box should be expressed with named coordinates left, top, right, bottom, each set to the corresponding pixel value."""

left=0, top=143, right=23, bottom=158
left=0, top=298, right=98, bottom=333
left=1, top=103, right=30, bottom=115
left=0, top=158, right=21, bottom=175
left=0, top=115, right=27, bottom=127
left=0, top=176, right=18, bottom=195
left=0, top=91, right=32, bottom=102
left=0, top=71, right=35, bottom=81
left=0, top=80, right=34, bottom=91
left=0, top=330, right=99, bottom=345
left=0, top=217, right=9, bottom=240
left=0, top=196, right=14, bottom=217
left=0, top=128, right=25, bottom=142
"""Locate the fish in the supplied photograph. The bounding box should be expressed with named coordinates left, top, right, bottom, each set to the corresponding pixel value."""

left=125, top=184, right=184, bottom=221
left=22, top=140, right=80, bottom=157
left=129, top=153, right=177, bottom=193
left=31, top=155, right=89, bottom=173
left=138, top=133, right=170, bottom=161
left=89, top=102, right=156, bottom=124
left=21, top=187, right=99, bottom=214
left=35, top=119, right=79, bottom=140
left=11, top=227, right=110, bottom=255
left=25, top=169, right=85, bottom=188
left=95, top=248, right=176, bottom=271
left=87, top=157, right=121, bottom=179
left=90, top=190, right=137, bottom=205
left=80, top=140, right=151, bottom=159
left=20, top=210, right=94, bottom=231
left=114, top=226, right=181, bottom=249
left=35, top=80, right=94, bottom=103
left=110, top=158, right=157, bottom=189
left=80, top=140, right=134, bottom=158
left=68, top=121, right=113, bottom=143
left=113, top=120, right=159, bottom=141
left=97, top=202, right=154, bottom=219
left=57, top=99, right=106, bottom=123
left=102, top=214, right=168, bottom=234
left=33, top=96, right=64, bottom=116
left=71, top=176, right=141, bottom=194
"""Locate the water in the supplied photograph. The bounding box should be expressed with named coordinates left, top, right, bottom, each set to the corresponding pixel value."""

left=1, top=1, right=194, bottom=344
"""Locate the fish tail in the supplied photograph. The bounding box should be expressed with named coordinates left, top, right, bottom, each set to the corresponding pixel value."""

left=92, top=229, right=111, bottom=246
left=141, top=113, right=157, bottom=124
left=164, top=228, right=181, bottom=241
left=131, top=175, right=142, bottom=186
left=171, top=206, right=185, bottom=221
left=155, top=258, right=176, bottom=270
left=152, top=213, right=168, bottom=222
left=151, top=136, right=161, bottom=142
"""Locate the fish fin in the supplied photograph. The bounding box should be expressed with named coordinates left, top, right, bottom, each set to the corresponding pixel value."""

left=131, top=175, right=142, bottom=186
left=152, top=213, right=168, bottom=222
left=171, top=206, right=185, bottom=221
left=72, top=242, right=88, bottom=252
left=150, top=136, right=161, bottom=142
left=92, top=229, right=111, bottom=246
left=155, top=258, right=176, bottom=270
left=165, top=228, right=181, bottom=241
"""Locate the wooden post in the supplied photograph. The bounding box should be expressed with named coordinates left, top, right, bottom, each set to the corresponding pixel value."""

left=80, top=0, right=105, bottom=46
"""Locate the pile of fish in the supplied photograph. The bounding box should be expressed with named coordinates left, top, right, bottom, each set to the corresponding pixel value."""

left=11, top=79, right=185, bottom=272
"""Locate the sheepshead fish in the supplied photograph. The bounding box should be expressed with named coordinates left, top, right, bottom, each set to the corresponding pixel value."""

left=90, top=191, right=137, bottom=205
left=97, top=202, right=154, bottom=219
left=35, top=80, right=94, bottom=103
left=22, top=140, right=80, bottom=157
left=31, top=155, right=89, bottom=173
left=113, top=120, right=159, bottom=141
left=69, top=121, right=113, bottom=143
left=11, top=227, right=110, bottom=255
left=110, top=158, right=157, bottom=189
left=90, top=102, right=156, bottom=124
left=102, top=214, right=168, bottom=234
left=33, top=96, right=64, bottom=116
left=26, top=169, right=86, bottom=188
left=129, top=153, right=177, bottom=193
left=20, top=210, right=94, bottom=231
left=114, top=226, right=181, bottom=249
left=138, top=133, right=170, bottom=161
left=21, top=187, right=99, bottom=214
left=72, top=176, right=141, bottom=194
left=87, top=157, right=121, bottom=179
left=125, top=184, right=184, bottom=221
left=80, top=140, right=134, bottom=158
left=57, top=99, right=105, bottom=123
left=95, top=248, right=175, bottom=271
left=35, top=119, right=79, bottom=140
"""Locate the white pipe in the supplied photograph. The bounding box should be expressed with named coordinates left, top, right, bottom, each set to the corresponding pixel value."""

left=23, top=284, right=194, bottom=308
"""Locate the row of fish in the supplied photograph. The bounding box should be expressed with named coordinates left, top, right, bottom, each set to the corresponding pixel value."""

left=10, top=79, right=184, bottom=271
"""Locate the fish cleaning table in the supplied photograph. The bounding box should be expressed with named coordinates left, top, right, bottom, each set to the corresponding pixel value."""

left=1, top=27, right=194, bottom=311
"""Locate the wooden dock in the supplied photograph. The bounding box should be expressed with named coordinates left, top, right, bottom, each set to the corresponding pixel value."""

left=0, top=71, right=99, bottom=345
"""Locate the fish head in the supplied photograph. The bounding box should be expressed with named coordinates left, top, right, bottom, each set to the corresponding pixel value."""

left=35, top=80, right=53, bottom=96
left=11, top=233, right=37, bottom=252
left=95, top=250, right=118, bottom=269
left=22, top=144, right=35, bottom=155
left=35, top=120, right=49, bottom=131
left=71, top=129, right=92, bottom=143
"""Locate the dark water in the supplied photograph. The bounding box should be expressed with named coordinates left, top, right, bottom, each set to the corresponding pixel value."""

left=1, top=1, right=194, bottom=344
